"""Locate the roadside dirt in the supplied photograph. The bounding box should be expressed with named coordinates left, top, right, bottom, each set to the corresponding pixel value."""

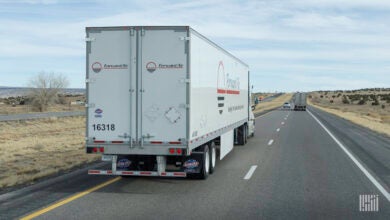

left=253, top=93, right=293, bottom=114
left=0, top=116, right=99, bottom=189
left=308, top=91, right=390, bottom=137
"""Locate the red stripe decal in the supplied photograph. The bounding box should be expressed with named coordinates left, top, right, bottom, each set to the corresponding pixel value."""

left=107, top=170, right=112, bottom=174
left=140, top=171, right=152, bottom=175
left=94, top=140, right=105, bottom=143
left=217, top=89, right=240, bottom=94
left=217, top=89, right=226, bottom=94
left=173, top=172, right=186, bottom=176
left=169, top=141, right=181, bottom=144
left=226, top=90, right=240, bottom=94
left=122, top=171, right=134, bottom=175
left=151, top=141, right=163, bottom=144
left=111, top=141, right=124, bottom=144
left=88, top=170, right=100, bottom=174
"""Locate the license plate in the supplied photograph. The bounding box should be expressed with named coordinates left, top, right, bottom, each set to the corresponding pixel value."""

left=102, top=155, right=113, bottom=161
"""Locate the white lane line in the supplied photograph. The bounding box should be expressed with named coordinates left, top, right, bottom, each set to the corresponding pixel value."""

left=244, top=165, right=258, bottom=180
left=307, top=110, right=390, bottom=202
left=268, top=139, right=274, bottom=145
left=276, top=128, right=280, bottom=132
left=281, top=122, right=285, bottom=125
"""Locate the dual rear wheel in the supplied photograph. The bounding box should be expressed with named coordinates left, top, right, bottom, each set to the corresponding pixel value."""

left=192, top=141, right=216, bottom=179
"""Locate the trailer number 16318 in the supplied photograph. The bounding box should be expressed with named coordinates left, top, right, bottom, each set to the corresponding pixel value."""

left=92, top=124, right=115, bottom=131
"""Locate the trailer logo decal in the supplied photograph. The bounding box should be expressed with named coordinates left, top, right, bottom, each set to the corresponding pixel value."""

left=104, top=64, right=128, bottom=69
left=117, top=159, right=131, bottom=169
left=92, top=62, right=128, bottom=72
left=217, top=61, right=225, bottom=114
left=146, top=61, right=183, bottom=73
left=92, top=62, right=102, bottom=73
left=183, top=159, right=199, bottom=169
left=94, top=108, right=103, bottom=118
left=146, top=62, right=157, bottom=73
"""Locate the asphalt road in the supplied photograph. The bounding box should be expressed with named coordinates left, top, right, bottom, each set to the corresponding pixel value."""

left=1, top=106, right=389, bottom=219
left=0, top=111, right=85, bottom=121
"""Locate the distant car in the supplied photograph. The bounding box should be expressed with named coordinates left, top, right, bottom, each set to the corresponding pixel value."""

left=282, top=102, right=291, bottom=110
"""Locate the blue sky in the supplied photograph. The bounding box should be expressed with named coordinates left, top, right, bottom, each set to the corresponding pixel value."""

left=0, top=0, right=389, bottom=92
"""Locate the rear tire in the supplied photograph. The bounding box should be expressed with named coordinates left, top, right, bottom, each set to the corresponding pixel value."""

left=209, top=142, right=216, bottom=174
left=244, top=124, right=248, bottom=144
left=198, top=144, right=210, bottom=179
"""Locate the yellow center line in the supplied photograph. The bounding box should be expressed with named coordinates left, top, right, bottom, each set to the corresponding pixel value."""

left=20, top=177, right=121, bottom=220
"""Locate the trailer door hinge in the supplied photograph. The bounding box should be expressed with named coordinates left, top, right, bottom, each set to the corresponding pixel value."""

left=179, top=78, right=190, bottom=83
left=85, top=37, right=95, bottom=42
left=85, top=103, right=95, bottom=108
left=142, top=134, right=155, bottom=139
left=85, top=78, right=96, bottom=83
left=179, top=36, right=190, bottom=41
left=179, top=103, right=190, bottom=109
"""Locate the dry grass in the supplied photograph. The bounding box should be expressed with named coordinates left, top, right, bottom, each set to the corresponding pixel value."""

left=0, top=104, right=84, bottom=115
left=253, top=93, right=293, bottom=114
left=0, top=95, right=85, bottom=115
left=308, top=92, right=390, bottom=137
left=0, top=116, right=99, bottom=188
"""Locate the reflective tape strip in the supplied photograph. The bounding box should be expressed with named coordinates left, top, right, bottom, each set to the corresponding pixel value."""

left=88, top=170, right=186, bottom=177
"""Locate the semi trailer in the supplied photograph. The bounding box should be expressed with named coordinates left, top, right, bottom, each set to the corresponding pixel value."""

left=293, top=92, right=307, bottom=111
left=85, top=26, right=254, bottom=179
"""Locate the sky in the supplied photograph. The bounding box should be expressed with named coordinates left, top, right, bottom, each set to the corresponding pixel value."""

left=0, top=0, right=389, bottom=92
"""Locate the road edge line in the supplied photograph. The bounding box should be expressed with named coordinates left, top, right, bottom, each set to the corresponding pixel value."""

left=20, top=177, right=121, bottom=220
left=307, top=109, right=390, bottom=202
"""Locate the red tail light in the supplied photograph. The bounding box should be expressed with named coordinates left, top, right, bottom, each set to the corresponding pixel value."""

left=176, top=148, right=182, bottom=154
left=99, top=147, right=104, bottom=153
left=93, top=147, right=98, bottom=153
left=169, top=148, right=175, bottom=154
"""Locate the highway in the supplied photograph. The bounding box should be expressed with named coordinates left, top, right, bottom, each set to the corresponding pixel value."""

left=0, top=111, right=85, bottom=121
left=1, top=106, right=389, bottom=219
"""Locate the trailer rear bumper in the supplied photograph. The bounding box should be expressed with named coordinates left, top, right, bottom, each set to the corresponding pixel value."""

left=88, top=170, right=187, bottom=177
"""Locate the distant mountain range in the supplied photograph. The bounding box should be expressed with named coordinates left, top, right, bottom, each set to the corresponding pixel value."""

left=0, top=86, right=85, bottom=98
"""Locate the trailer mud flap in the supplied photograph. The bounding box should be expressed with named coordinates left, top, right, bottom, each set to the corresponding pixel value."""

left=182, top=152, right=203, bottom=173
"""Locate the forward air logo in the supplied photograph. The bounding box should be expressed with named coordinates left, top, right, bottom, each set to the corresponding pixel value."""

left=146, top=62, right=157, bottom=73
left=216, top=61, right=241, bottom=114
left=92, top=62, right=102, bottom=73
left=217, top=61, right=225, bottom=114
left=91, top=62, right=128, bottom=73
left=146, top=61, right=183, bottom=73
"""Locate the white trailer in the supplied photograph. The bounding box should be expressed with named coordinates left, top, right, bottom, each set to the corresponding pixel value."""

left=86, top=26, right=254, bottom=179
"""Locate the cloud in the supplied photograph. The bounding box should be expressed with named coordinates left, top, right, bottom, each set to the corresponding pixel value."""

left=0, top=0, right=389, bottom=89
left=1, top=0, right=58, bottom=4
